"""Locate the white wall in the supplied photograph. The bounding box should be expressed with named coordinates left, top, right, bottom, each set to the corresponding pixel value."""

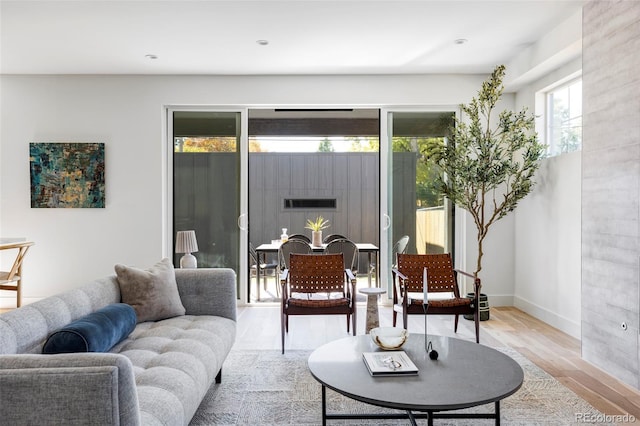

left=513, top=58, right=582, bottom=339
left=454, top=93, right=518, bottom=307
left=1, top=73, right=497, bottom=307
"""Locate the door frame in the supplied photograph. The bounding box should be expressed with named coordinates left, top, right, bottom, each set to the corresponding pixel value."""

left=164, top=106, right=249, bottom=302
left=164, top=104, right=461, bottom=305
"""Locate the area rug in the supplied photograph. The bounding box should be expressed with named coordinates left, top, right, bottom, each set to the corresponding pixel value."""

left=190, top=348, right=614, bottom=426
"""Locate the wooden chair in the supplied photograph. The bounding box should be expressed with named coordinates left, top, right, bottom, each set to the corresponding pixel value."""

left=276, top=239, right=312, bottom=297
left=280, top=253, right=356, bottom=353
left=278, top=239, right=312, bottom=272
left=0, top=241, right=34, bottom=308
left=392, top=253, right=480, bottom=343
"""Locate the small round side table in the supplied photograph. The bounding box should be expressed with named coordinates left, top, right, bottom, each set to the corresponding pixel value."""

left=358, top=287, right=387, bottom=333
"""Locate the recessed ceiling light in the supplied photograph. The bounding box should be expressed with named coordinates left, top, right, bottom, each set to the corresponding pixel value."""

left=454, top=39, right=468, bottom=45
left=256, top=40, right=269, bottom=46
left=145, top=54, right=158, bottom=60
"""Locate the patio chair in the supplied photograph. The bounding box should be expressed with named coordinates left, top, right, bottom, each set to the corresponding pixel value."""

left=392, top=253, right=480, bottom=343
left=287, top=233, right=311, bottom=243
left=392, top=235, right=410, bottom=267
left=280, top=253, right=357, bottom=353
left=324, top=238, right=359, bottom=274
left=249, top=242, right=278, bottom=300
left=368, top=235, right=410, bottom=280
left=323, top=233, right=347, bottom=244
left=277, top=240, right=312, bottom=294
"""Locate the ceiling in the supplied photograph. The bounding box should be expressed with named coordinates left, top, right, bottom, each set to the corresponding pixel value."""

left=0, top=0, right=584, bottom=76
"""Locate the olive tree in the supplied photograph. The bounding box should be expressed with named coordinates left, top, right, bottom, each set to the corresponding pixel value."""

left=429, top=65, right=546, bottom=277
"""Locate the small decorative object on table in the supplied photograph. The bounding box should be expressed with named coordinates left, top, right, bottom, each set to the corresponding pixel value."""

left=304, top=216, right=330, bottom=247
left=362, top=350, right=418, bottom=376
left=370, top=327, right=408, bottom=350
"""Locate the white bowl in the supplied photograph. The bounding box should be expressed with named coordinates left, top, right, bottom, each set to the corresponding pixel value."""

left=370, top=327, right=408, bottom=350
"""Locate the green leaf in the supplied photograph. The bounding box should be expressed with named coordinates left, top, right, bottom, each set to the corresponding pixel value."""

left=426, top=64, right=546, bottom=276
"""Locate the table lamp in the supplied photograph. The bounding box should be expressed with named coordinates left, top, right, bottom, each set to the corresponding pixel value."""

left=176, top=230, right=198, bottom=268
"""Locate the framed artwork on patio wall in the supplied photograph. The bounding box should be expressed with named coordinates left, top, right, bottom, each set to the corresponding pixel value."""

left=29, top=142, right=105, bottom=208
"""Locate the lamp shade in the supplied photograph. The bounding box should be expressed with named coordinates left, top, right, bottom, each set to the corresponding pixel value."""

left=175, top=230, right=198, bottom=254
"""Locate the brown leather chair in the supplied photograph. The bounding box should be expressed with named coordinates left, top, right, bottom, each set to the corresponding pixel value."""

left=392, top=253, right=480, bottom=343
left=280, top=253, right=356, bottom=353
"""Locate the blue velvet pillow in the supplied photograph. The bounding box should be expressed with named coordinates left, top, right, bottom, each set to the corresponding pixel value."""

left=42, top=303, right=137, bottom=354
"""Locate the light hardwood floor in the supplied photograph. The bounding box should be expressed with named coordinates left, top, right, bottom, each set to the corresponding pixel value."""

left=3, top=301, right=640, bottom=421
left=236, top=302, right=640, bottom=422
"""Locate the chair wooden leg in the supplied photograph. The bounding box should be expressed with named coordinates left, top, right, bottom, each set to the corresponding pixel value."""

left=454, top=314, right=459, bottom=332
left=475, top=312, right=480, bottom=343
left=402, top=310, right=408, bottom=330
left=346, top=314, right=350, bottom=333
left=392, top=310, right=397, bottom=327
left=352, top=309, right=356, bottom=336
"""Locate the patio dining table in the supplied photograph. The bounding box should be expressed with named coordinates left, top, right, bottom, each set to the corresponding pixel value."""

left=252, top=241, right=379, bottom=302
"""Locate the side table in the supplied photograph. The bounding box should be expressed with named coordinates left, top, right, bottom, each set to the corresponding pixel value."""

left=358, top=287, right=386, bottom=333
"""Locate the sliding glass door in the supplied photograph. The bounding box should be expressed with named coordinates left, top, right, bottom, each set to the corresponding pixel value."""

left=168, top=107, right=456, bottom=303
left=247, top=109, right=380, bottom=302
left=385, top=110, right=456, bottom=274
left=172, top=111, right=242, bottom=276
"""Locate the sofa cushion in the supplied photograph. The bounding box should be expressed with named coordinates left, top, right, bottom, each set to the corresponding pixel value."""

left=42, top=303, right=137, bottom=354
left=111, top=315, right=236, bottom=425
left=115, top=258, right=186, bottom=322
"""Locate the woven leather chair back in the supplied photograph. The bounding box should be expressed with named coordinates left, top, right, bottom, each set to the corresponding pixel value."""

left=288, top=253, right=345, bottom=294
left=396, top=253, right=459, bottom=296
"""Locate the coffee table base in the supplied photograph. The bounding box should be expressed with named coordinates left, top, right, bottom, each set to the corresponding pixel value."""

left=321, top=385, right=501, bottom=426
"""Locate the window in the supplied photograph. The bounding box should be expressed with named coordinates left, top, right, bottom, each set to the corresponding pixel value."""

left=546, top=79, right=582, bottom=156
left=284, top=198, right=337, bottom=209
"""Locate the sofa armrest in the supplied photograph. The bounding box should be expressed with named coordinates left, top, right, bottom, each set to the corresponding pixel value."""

left=175, top=268, right=237, bottom=321
left=0, top=353, right=140, bottom=426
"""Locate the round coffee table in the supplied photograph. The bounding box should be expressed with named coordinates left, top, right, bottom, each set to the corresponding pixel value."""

left=308, top=334, right=523, bottom=426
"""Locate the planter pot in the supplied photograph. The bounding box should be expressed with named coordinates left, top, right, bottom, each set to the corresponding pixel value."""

left=464, top=293, right=490, bottom=321
left=311, top=231, right=323, bottom=247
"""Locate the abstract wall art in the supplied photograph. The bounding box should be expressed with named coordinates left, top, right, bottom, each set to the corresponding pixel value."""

left=30, top=142, right=105, bottom=208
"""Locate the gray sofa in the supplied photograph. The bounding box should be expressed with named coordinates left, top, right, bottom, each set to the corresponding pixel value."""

left=0, top=268, right=237, bottom=426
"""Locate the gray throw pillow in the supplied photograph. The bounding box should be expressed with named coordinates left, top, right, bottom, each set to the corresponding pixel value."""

left=115, top=258, right=186, bottom=322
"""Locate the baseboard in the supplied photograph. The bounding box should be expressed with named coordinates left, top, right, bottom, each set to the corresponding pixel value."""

left=513, top=295, right=581, bottom=340
left=485, top=294, right=514, bottom=307
left=379, top=294, right=515, bottom=308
